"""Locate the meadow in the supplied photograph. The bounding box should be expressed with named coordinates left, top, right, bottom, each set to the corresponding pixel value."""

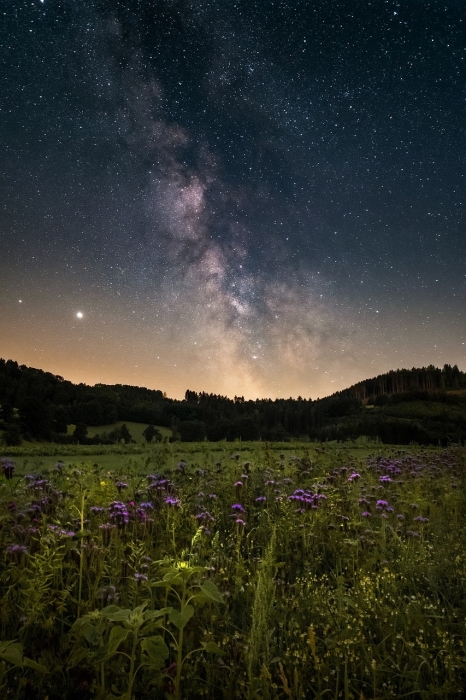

left=0, top=440, right=465, bottom=699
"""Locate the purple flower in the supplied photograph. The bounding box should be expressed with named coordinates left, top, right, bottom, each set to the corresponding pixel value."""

left=6, top=544, right=28, bottom=559
left=48, top=525, right=74, bottom=537
left=255, top=496, right=266, bottom=503
left=376, top=500, right=389, bottom=510
left=231, top=503, right=245, bottom=512
left=134, top=573, right=148, bottom=582
left=99, top=522, right=116, bottom=545
left=348, top=472, right=361, bottom=482
left=98, top=585, right=119, bottom=604
left=235, top=518, right=246, bottom=527
left=2, top=459, right=15, bottom=480
left=195, top=510, right=214, bottom=521
left=379, top=476, right=392, bottom=483
left=406, top=530, right=420, bottom=538
left=164, top=496, right=180, bottom=507
left=115, top=481, right=128, bottom=493
left=108, top=501, right=130, bottom=527
left=413, top=516, right=429, bottom=523
left=361, top=511, right=371, bottom=517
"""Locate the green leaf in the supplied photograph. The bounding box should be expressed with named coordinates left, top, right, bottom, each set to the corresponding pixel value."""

left=149, top=580, right=170, bottom=589
left=143, top=607, right=172, bottom=622
left=106, top=626, right=129, bottom=658
left=100, top=605, right=121, bottom=616
left=81, top=622, right=99, bottom=645
left=140, top=636, right=169, bottom=668
left=22, top=657, right=49, bottom=674
left=199, top=580, right=224, bottom=604
left=169, top=605, right=194, bottom=630
left=102, top=608, right=131, bottom=622
left=0, top=642, right=23, bottom=667
left=201, top=641, right=224, bottom=656
left=67, top=648, right=89, bottom=669
left=74, top=529, right=92, bottom=538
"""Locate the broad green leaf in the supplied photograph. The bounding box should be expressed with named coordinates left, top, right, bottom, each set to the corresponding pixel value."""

left=199, top=580, right=224, bottom=604
left=149, top=580, right=171, bottom=589
left=189, top=592, right=209, bottom=605
left=81, top=622, right=99, bottom=645
left=67, top=648, right=88, bottom=669
left=140, top=635, right=169, bottom=668
left=131, top=604, right=147, bottom=616
left=22, top=657, right=49, bottom=674
left=143, top=607, right=172, bottom=622
left=0, top=642, right=23, bottom=667
left=107, top=626, right=129, bottom=657
left=201, top=641, right=224, bottom=656
left=100, top=605, right=125, bottom=616
left=169, top=605, right=194, bottom=630
left=102, top=608, right=131, bottom=622
left=74, top=529, right=92, bottom=538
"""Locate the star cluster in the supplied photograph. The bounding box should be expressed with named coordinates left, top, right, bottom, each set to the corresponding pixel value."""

left=1, top=0, right=465, bottom=399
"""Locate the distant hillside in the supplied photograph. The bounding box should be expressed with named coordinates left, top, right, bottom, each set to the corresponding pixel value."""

left=1, top=358, right=466, bottom=446
left=338, top=364, right=466, bottom=401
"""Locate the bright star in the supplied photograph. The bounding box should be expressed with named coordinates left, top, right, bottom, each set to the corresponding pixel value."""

left=76, top=312, right=83, bottom=319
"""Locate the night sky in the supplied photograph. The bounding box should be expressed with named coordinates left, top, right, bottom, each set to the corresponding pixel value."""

left=1, top=0, right=465, bottom=400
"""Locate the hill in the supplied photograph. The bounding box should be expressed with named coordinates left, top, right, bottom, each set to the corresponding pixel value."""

left=1, top=358, right=466, bottom=446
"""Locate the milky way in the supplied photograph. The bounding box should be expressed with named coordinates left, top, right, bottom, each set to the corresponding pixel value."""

left=1, top=0, right=465, bottom=399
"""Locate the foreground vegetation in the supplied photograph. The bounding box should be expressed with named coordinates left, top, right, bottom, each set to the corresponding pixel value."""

left=0, top=441, right=465, bottom=699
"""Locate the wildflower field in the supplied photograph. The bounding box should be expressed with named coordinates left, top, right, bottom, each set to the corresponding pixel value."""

left=1, top=441, right=465, bottom=699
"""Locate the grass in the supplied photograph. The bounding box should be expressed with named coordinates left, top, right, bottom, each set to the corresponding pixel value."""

left=67, top=421, right=173, bottom=443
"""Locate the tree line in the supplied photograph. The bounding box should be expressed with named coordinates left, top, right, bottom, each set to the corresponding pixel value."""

left=1, top=358, right=466, bottom=446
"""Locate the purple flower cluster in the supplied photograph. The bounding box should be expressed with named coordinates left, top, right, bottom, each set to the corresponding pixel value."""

left=164, top=496, right=180, bottom=507
left=195, top=509, right=214, bottom=523
left=109, top=501, right=130, bottom=527
left=288, top=489, right=327, bottom=511
left=5, top=543, right=28, bottom=559
left=375, top=500, right=394, bottom=512
left=99, top=522, right=117, bottom=545
left=1, top=458, right=15, bottom=480
left=48, top=525, right=75, bottom=537
left=147, top=475, right=176, bottom=504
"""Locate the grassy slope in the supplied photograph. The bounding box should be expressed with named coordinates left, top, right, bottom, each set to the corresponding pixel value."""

left=67, top=421, right=172, bottom=443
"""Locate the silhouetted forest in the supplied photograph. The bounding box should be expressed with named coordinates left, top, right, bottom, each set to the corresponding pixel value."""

left=1, top=358, right=466, bottom=446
